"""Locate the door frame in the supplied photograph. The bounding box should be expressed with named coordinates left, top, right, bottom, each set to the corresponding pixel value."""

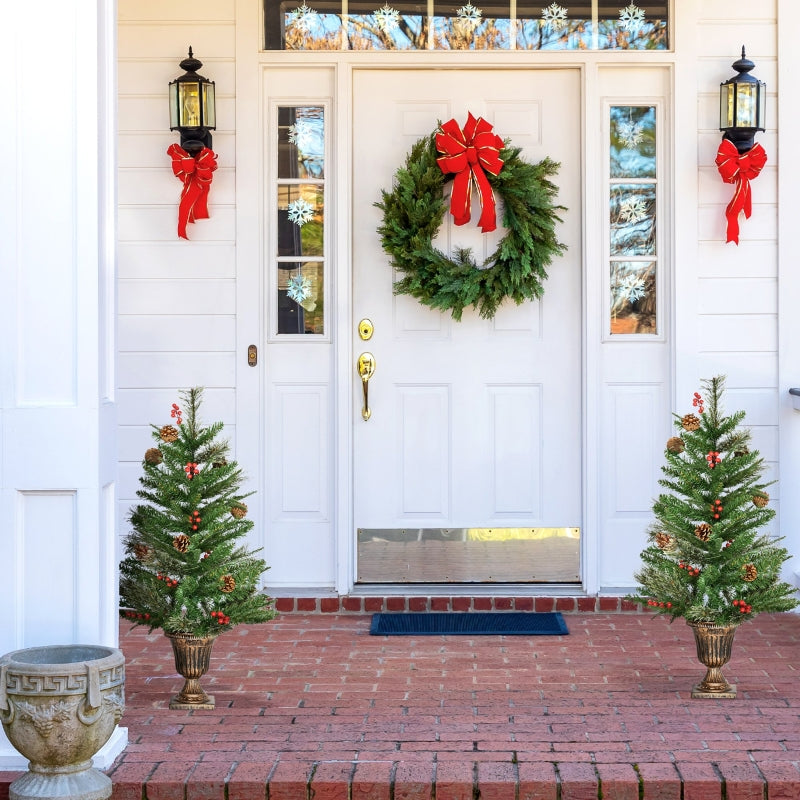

left=235, top=0, right=679, bottom=594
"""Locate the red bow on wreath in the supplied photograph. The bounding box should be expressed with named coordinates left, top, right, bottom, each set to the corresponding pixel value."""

left=714, top=139, right=767, bottom=245
left=436, top=113, right=505, bottom=233
left=167, top=144, right=218, bottom=239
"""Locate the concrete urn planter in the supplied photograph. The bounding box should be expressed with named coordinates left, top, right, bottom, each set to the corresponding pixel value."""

left=0, top=644, right=125, bottom=800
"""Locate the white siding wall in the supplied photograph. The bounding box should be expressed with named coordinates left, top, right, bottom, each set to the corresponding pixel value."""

left=117, top=2, right=239, bottom=541
left=694, top=3, right=779, bottom=531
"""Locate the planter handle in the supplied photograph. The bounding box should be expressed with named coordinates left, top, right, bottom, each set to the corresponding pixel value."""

left=0, top=667, right=13, bottom=724
left=77, top=662, right=104, bottom=725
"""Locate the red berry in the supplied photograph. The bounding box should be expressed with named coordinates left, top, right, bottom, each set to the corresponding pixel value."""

left=666, top=602, right=672, bottom=608
left=192, top=525, right=198, bottom=530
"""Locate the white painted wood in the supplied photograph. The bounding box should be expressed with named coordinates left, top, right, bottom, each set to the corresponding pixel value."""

left=118, top=279, right=236, bottom=313
left=777, top=0, right=800, bottom=590
left=0, top=0, right=125, bottom=769
left=117, top=23, right=236, bottom=58
left=119, top=315, right=236, bottom=351
left=119, top=0, right=235, bottom=21
left=352, top=69, right=583, bottom=563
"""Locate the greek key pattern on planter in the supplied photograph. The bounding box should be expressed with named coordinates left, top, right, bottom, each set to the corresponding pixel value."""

left=3, top=664, right=125, bottom=697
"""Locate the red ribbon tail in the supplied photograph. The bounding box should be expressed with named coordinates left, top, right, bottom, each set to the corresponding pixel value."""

left=450, top=169, right=472, bottom=226
left=473, top=167, right=497, bottom=233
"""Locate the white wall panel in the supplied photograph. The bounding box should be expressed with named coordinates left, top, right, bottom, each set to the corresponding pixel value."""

left=119, top=206, right=235, bottom=242
left=272, top=385, right=329, bottom=518
left=118, top=96, right=235, bottom=134
left=119, top=132, right=236, bottom=169
left=697, top=315, right=777, bottom=352
left=697, top=278, right=777, bottom=315
left=118, top=279, right=236, bottom=314
left=697, top=353, right=777, bottom=387
left=117, top=388, right=236, bottom=426
left=694, top=23, right=776, bottom=56
left=118, top=353, right=236, bottom=388
left=609, top=385, right=662, bottom=515
left=697, top=204, right=777, bottom=243
left=119, top=315, right=236, bottom=351
left=19, top=492, right=77, bottom=646
left=119, top=0, right=235, bottom=22
left=119, top=167, right=235, bottom=206
left=119, top=242, right=236, bottom=279
left=117, top=24, right=236, bottom=58
left=399, top=386, right=450, bottom=517
left=696, top=243, right=777, bottom=279
left=490, top=386, right=541, bottom=516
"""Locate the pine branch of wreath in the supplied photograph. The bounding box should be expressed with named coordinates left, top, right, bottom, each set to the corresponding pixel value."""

left=376, top=133, right=567, bottom=320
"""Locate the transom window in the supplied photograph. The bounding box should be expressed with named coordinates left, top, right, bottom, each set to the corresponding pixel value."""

left=264, top=0, right=669, bottom=50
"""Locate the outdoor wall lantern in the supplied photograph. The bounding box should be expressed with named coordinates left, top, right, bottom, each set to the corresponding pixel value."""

left=715, top=46, right=767, bottom=245
left=167, top=47, right=218, bottom=239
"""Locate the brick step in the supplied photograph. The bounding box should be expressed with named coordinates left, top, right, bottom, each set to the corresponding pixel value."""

left=272, top=594, right=642, bottom=613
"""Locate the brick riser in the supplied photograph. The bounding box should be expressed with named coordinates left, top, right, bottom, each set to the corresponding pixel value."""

left=272, top=595, right=642, bottom=613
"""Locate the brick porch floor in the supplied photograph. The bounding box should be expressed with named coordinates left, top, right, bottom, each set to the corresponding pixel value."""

left=2, top=611, right=800, bottom=800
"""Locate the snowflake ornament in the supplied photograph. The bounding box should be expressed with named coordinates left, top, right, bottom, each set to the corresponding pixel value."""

left=618, top=3, right=645, bottom=32
left=619, top=197, right=648, bottom=224
left=287, top=198, right=315, bottom=227
left=288, top=119, right=316, bottom=151
left=617, top=119, right=644, bottom=150
left=456, top=2, right=482, bottom=30
left=289, top=3, right=319, bottom=32
left=374, top=3, right=401, bottom=32
left=287, top=274, right=313, bottom=303
left=617, top=274, right=647, bottom=303
left=541, top=3, right=568, bottom=30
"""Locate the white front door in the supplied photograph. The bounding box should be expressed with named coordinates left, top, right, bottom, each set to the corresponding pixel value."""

left=352, top=68, right=583, bottom=583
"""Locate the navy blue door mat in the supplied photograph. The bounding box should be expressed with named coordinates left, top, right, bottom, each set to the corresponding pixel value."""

left=369, top=611, right=568, bottom=636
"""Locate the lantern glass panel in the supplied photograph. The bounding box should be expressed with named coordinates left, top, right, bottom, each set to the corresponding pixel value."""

left=169, top=82, right=180, bottom=129
left=720, top=83, right=735, bottom=130
left=735, top=83, right=757, bottom=128
left=202, top=82, right=216, bottom=128
left=178, top=82, right=202, bottom=127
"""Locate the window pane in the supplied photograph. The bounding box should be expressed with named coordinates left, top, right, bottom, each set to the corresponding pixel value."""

left=516, top=3, right=589, bottom=50
left=596, top=2, right=668, bottom=49
left=432, top=0, right=512, bottom=49
left=278, top=261, right=325, bottom=334
left=264, top=0, right=670, bottom=49
left=279, top=107, right=325, bottom=179
left=278, top=0, right=345, bottom=49
left=610, top=184, right=655, bottom=256
left=278, top=185, right=324, bottom=257
left=610, top=105, right=656, bottom=179
left=610, top=261, right=656, bottom=335
left=348, top=0, right=428, bottom=49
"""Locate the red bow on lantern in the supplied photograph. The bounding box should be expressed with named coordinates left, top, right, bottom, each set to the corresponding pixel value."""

left=436, top=113, right=505, bottom=233
left=714, top=139, right=767, bottom=245
left=167, top=144, right=218, bottom=239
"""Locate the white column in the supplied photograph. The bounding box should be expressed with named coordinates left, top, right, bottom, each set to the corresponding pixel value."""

left=778, top=0, right=800, bottom=593
left=0, top=1, right=126, bottom=768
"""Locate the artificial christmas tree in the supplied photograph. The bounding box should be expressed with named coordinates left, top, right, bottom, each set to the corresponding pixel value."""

left=119, top=388, right=275, bottom=707
left=629, top=375, right=797, bottom=697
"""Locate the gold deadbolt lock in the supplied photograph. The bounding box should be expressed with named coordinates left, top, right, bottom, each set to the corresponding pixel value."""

left=358, top=318, right=374, bottom=341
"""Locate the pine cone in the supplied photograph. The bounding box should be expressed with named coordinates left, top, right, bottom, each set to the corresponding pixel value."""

left=694, top=523, right=712, bottom=542
left=681, top=414, right=700, bottom=432
left=666, top=437, right=685, bottom=454
left=742, top=564, right=758, bottom=582
left=654, top=531, right=675, bottom=550
left=134, top=543, right=154, bottom=562
left=212, top=459, right=228, bottom=469
left=159, top=425, right=179, bottom=443
left=144, top=447, right=163, bottom=465
left=752, top=492, right=769, bottom=508
left=172, top=534, right=191, bottom=553
left=231, top=503, right=248, bottom=520
left=220, top=575, right=236, bottom=593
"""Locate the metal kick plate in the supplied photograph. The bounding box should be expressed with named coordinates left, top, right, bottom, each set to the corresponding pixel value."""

left=357, top=527, right=580, bottom=583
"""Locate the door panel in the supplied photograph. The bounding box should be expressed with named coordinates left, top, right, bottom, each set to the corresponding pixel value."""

left=352, top=68, right=582, bottom=582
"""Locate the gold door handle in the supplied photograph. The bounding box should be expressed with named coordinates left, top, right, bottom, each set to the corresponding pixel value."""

left=357, top=352, right=376, bottom=421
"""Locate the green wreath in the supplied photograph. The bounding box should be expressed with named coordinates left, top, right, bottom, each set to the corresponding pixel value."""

left=376, top=131, right=567, bottom=321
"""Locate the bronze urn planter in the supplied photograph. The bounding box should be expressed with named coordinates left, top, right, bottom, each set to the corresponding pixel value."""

left=688, top=622, right=738, bottom=699
left=166, top=634, right=217, bottom=709
left=0, top=644, right=125, bottom=800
